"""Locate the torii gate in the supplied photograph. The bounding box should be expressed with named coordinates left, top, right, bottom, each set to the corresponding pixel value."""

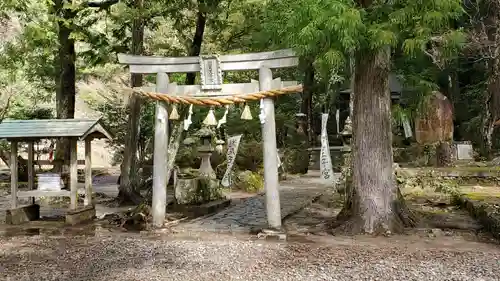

left=118, top=49, right=302, bottom=231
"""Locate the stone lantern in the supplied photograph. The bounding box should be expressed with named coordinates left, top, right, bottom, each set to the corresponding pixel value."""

left=341, top=92, right=353, bottom=146
left=340, top=116, right=352, bottom=146
left=195, top=127, right=216, bottom=179
left=215, top=139, right=225, bottom=155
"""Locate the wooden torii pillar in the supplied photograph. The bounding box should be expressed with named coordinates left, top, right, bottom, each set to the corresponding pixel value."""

left=118, top=49, right=300, bottom=230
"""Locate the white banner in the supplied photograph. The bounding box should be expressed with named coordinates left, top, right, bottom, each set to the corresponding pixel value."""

left=221, top=135, right=243, bottom=187
left=402, top=114, right=413, bottom=138
left=320, top=113, right=334, bottom=182
left=335, top=109, right=340, bottom=134
left=183, top=104, right=193, bottom=131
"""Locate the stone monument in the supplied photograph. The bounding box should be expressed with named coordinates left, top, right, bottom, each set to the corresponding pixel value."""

left=415, top=91, right=453, bottom=144
left=175, top=127, right=223, bottom=205
left=414, top=91, right=454, bottom=166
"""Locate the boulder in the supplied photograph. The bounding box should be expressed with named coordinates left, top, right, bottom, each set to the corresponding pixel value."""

left=415, top=91, right=453, bottom=144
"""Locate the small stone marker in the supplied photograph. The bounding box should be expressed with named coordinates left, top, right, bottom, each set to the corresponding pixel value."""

left=257, top=228, right=287, bottom=241
left=37, top=173, right=62, bottom=191
left=402, top=114, right=413, bottom=138
left=456, top=142, right=473, bottom=160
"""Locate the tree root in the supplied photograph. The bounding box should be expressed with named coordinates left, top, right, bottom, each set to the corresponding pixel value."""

left=331, top=188, right=419, bottom=235
left=117, top=189, right=143, bottom=206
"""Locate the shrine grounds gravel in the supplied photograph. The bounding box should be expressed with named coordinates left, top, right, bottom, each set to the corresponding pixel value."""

left=1, top=233, right=499, bottom=281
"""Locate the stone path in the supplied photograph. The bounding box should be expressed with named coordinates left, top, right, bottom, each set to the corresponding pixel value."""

left=174, top=172, right=337, bottom=233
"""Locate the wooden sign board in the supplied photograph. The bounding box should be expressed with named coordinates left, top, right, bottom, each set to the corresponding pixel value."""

left=200, top=55, right=223, bottom=91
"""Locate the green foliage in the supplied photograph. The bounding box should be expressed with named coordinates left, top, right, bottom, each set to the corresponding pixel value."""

left=84, top=89, right=156, bottom=164
left=195, top=177, right=224, bottom=203
left=8, top=107, right=53, bottom=120
left=176, top=141, right=200, bottom=169
left=282, top=147, right=309, bottom=174
left=391, top=104, right=411, bottom=127
left=337, top=151, right=352, bottom=194
left=234, top=170, right=264, bottom=193
left=260, top=0, right=465, bottom=121
left=396, top=170, right=459, bottom=196
left=235, top=139, right=263, bottom=172
left=2, top=0, right=488, bottom=191
left=263, top=0, right=463, bottom=65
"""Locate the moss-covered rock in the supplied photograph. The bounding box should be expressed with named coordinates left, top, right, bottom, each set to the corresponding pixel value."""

left=174, top=176, right=224, bottom=205
left=455, top=196, right=500, bottom=240
left=396, top=169, right=460, bottom=195
left=393, top=144, right=438, bottom=167
left=396, top=167, right=500, bottom=186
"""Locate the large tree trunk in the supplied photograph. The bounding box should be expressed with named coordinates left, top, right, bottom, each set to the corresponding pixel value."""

left=478, top=1, right=500, bottom=159
left=481, top=57, right=500, bottom=159
left=337, top=47, right=415, bottom=234
left=118, top=0, right=145, bottom=205
left=300, top=60, right=314, bottom=146
left=53, top=0, right=76, bottom=176
left=0, top=149, right=28, bottom=181
left=185, top=5, right=206, bottom=85
left=163, top=4, right=207, bottom=182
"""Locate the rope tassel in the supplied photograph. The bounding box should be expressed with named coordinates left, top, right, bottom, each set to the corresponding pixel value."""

left=240, top=104, right=253, bottom=120
left=218, top=105, right=229, bottom=128
left=169, top=104, right=180, bottom=120
left=203, top=107, right=218, bottom=126
left=184, top=104, right=193, bottom=131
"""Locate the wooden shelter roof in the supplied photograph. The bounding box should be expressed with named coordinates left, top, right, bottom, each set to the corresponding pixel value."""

left=0, top=118, right=113, bottom=141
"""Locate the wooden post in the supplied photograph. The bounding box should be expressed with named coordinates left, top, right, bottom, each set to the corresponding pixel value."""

left=10, top=141, right=18, bottom=209
left=27, top=141, right=35, bottom=205
left=259, top=67, right=282, bottom=230
left=69, top=138, right=78, bottom=210
left=84, top=138, right=92, bottom=206
left=152, top=72, right=169, bottom=227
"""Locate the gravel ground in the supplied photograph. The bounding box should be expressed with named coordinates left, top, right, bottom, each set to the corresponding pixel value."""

left=1, top=232, right=499, bottom=281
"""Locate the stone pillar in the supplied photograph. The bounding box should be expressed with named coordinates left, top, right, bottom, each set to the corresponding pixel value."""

left=10, top=141, right=18, bottom=208
left=27, top=141, right=35, bottom=205
left=152, top=72, right=169, bottom=227
left=84, top=138, right=92, bottom=206
left=69, top=138, right=78, bottom=210
left=259, top=67, right=282, bottom=230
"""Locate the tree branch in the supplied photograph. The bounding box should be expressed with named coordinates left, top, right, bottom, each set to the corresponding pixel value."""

left=85, top=0, right=119, bottom=9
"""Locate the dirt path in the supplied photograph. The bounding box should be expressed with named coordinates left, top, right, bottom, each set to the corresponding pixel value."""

left=1, top=172, right=500, bottom=280
left=0, top=231, right=499, bottom=281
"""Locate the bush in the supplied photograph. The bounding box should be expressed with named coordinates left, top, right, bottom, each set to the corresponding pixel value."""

left=235, top=140, right=263, bottom=172
left=176, top=144, right=200, bottom=169
left=235, top=170, right=264, bottom=193
left=282, top=147, right=309, bottom=174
